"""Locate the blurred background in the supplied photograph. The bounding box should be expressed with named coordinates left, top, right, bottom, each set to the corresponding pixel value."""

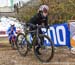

left=0, top=0, right=75, bottom=24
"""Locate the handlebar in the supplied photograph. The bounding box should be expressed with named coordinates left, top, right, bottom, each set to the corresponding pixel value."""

left=21, top=23, right=50, bottom=34
left=26, top=23, right=50, bottom=29
left=21, top=22, right=50, bottom=30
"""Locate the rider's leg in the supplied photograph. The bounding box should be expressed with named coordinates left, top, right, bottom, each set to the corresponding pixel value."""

left=13, top=35, right=16, bottom=42
left=30, top=27, right=42, bottom=55
left=9, top=36, right=12, bottom=44
left=35, top=29, right=43, bottom=55
left=35, top=44, right=41, bottom=55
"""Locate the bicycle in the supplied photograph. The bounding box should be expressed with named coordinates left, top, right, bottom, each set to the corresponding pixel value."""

left=10, top=34, right=17, bottom=49
left=16, top=23, right=54, bottom=62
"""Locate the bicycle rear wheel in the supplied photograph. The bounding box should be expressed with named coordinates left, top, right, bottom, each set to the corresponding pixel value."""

left=33, top=34, right=54, bottom=62
left=16, top=33, right=29, bottom=56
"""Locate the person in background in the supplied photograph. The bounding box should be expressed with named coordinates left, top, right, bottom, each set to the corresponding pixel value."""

left=7, top=21, right=16, bottom=45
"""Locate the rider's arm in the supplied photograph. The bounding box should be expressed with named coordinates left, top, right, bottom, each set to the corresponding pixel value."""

left=42, top=16, right=50, bottom=29
left=28, top=14, right=39, bottom=25
left=45, top=16, right=48, bottom=26
left=14, top=27, right=16, bottom=32
left=7, top=27, right=11, bottom=35
left=13, top=27, right=16, bottom=34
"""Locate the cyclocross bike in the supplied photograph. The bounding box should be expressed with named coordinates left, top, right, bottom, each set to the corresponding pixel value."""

left=16, top=23, right=54, bottom=62
left=10, top=34, right=17, bottom=49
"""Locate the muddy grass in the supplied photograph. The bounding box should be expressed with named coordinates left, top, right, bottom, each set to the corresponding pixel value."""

left=0, top=38, right=75, bottom=65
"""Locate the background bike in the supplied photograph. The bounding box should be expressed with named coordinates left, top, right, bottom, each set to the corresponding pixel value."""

left=9, top=32, right=20, bottom=49
left=9, top=34, right=16, bottom=49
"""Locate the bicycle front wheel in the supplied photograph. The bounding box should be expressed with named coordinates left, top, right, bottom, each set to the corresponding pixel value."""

left=16, top=33, right=29, bottom=56
left=33, top=34, right=54, bottom=62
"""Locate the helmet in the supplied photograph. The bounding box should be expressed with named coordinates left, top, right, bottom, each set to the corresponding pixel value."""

left=38, top=5, right=49, bottom=13
left=10, top=21, right=15, bottom=26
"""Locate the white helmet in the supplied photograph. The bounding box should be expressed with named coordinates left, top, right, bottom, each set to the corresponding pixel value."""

left=10, top=21, right=15, bottom=25
left=38, top=5, right=49, bottom=12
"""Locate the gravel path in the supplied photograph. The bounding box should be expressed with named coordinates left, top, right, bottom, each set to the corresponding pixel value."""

left=0, top=42, right=75, bottom=65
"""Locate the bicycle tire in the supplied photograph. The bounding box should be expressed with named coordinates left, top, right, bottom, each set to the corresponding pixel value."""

left=16, top=33, right=29, bottom=56
left=33, top=34, right=54, bottom=62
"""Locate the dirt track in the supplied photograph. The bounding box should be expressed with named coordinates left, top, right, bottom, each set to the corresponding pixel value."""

left=0, top=38, right=75, bottom=65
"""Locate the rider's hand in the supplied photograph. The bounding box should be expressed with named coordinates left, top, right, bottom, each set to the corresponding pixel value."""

left=46, top=25, right=49, bottom=29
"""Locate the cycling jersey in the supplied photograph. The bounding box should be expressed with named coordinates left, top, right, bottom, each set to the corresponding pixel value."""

left=7, top=26, right=16, bottom=35
left=7, top=26, right=16, bottom=41
left=29, top=12, right=48, bottom=26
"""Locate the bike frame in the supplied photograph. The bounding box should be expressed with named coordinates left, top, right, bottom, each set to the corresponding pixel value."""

left=24, top=24, right=42, bottom=46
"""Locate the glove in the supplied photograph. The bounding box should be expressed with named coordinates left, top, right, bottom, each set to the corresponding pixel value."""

left=46, top=25, right=49, bottom=29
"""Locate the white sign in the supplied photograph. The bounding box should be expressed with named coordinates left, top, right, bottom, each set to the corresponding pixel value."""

left=42, top=25, right=66, bottom=45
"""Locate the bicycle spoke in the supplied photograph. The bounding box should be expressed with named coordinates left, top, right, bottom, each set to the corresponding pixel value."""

left=16, top=33, right=28, bottom=56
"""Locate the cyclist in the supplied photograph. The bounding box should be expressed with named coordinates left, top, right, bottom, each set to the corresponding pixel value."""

left=7, top=21, right=16, bottom=45
left=28, top=5, right=49, bottom=55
